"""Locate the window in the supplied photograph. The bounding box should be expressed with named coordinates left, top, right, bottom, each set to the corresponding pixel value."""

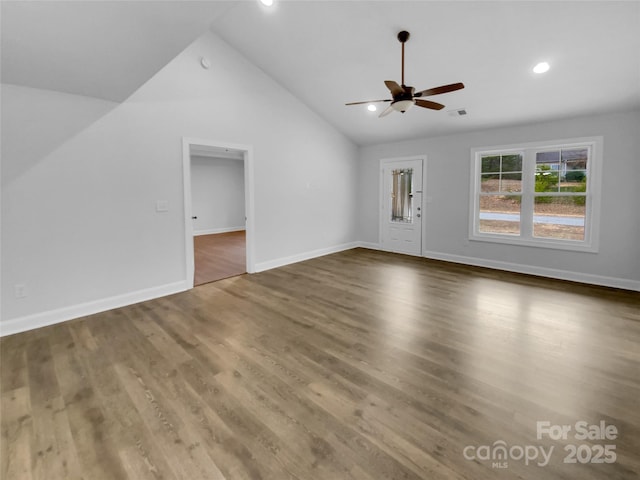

left=391, top=168, right=413, bottom=223
left=478, top=153, right=523, bottom=235
left=470, top=137, right=602, bottom=251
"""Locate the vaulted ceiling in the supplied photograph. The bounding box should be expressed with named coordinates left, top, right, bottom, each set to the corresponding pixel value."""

left=2, top=1, right=639, bottom=146
left=1, top=1, right=235, bottom=102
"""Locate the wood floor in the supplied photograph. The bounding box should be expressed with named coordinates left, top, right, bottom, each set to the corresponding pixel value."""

left=2, top=248, right=639, bottom=480
left=194, top=231, right=246, bottom=286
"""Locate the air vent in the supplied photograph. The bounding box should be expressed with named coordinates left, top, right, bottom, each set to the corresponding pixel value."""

left=448, top=108, right=467, bottom=117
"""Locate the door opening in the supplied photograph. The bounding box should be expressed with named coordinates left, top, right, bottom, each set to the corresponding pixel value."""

left=379, top=156, right=425, bottom=256
left=182, top=138, right=255, bottom=288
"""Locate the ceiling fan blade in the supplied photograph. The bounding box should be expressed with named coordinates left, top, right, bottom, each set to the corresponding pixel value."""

left=414, top=82, right=465, bottom=98
left=415, top=99, right=445, bottom=110
left=384, top=80, right=403, bottom=96
left=379, top=105, right=395, bottom=118
left=345, top=99, right=392, bottom=106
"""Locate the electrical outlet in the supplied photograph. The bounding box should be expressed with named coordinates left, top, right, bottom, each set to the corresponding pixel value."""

left=14, top=283, right=27, bottom=298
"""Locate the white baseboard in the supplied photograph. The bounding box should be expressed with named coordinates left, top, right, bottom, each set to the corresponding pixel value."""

left=356, top=242, right=639, bottom=291
left=0, top=280, right=189, bottom=337
left=194, top=226, right=245, bottom=236
left=255, top=242, right=360, bottom=272
left=421, top=250, right=640, bottom=291
left=357, top=242, right=384, bottom=251
left=1, top=241, right=356, bottom=336
left=4, top=242, right=636, bottom=337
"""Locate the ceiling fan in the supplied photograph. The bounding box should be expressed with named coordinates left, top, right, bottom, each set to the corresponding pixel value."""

left=345, top=30, right=464, bottom=117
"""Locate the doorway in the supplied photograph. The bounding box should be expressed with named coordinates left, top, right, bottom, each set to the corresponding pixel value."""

left=379, top=156, right=424, bottom=256
left=182, top=138, right=255, bottom=288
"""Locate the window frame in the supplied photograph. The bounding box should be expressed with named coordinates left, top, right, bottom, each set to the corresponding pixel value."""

left=469, top=136, right=603, bottom=252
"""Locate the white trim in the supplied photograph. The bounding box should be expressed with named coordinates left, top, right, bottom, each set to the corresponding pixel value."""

left=254, top=242, right=360, bottom=273
left=0, top=281, right=189, bottom=337
left=358, top=241, right=384, bottom=251
left=469, top=136, right=603, bottom=252
left=468, top=234, right=599, bottom=252
left=194, top=226, right=245, bottom=236
left=421, top=250, right=639, bottom=292
left=356, top=242, right=638, bottom=292
left=182, top=137, right=256, bottom=290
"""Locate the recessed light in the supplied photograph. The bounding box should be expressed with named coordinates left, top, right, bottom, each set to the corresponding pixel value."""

left=533, top=62, right=550, bottom=74
left=260, top=0, right=274, bottom=6
left=367, top=104, right=377, bottom=112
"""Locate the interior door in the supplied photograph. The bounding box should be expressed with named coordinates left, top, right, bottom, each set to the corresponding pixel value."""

left=380, top=158, right=423, bottom=256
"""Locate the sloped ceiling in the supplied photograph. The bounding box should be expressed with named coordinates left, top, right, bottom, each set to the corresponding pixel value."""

left=2, top=1, right=639, bottom=145
left=0, top=0, right=235, bottom=102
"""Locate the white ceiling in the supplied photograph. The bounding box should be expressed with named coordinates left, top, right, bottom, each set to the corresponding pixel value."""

left=2, top=1, right=639, bottom=146
left=0, top=0, right=235, bottom=102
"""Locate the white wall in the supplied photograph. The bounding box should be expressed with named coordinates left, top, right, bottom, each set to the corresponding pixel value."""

left=358, top=109, right=640, bottom=289
left=1, top=84, right=118, bottom=187
left=1, top=31, right=359, bottom=332
left=190, top=155, right=245, bottom=234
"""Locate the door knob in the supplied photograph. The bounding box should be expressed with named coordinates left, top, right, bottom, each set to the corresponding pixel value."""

left=191, top=216, right=197, bottom=219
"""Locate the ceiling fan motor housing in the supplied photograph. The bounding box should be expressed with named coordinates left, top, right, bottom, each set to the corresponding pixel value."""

left=398, top=85, right=415, bottom=100
left=393, top=85, right=415, bottom=112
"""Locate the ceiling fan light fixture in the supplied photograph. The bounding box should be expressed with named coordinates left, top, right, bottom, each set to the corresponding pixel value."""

left=259, top=0, right=274, bottom=6
left=367, top=104, right=377, bottom=112
left=392, top=99, right=414, bottom=113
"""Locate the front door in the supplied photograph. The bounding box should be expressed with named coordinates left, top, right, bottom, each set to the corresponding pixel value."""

left=380, top=157, right=423, bottom=256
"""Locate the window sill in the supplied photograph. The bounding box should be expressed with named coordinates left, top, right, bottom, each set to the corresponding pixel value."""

left=469, top=234, right=598, bottom=253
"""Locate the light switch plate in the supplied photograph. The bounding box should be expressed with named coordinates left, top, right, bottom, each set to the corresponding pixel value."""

left=156, top=200, right=169, bottom=212
left=14, top=283, right=27, bottom=298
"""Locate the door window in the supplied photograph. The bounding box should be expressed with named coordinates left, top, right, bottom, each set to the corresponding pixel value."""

left=391, top=168, right=413, bottom=223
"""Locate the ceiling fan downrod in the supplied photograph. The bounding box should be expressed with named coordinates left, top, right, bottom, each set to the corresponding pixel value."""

left=398, top=30, right=410, bottom=86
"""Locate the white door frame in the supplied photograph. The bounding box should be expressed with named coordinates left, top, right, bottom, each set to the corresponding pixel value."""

left=182, top=137, right=256, bottom=288
left=379, top=155, right=426, bottom=255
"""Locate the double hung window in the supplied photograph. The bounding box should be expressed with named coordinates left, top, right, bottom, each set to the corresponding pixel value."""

left=470, top=137, right=602, bottom=251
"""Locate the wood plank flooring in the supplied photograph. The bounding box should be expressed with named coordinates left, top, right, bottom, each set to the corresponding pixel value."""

left=2, top=248, right=639, bottom=479
left=194, top=231, right=246, bottom=286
